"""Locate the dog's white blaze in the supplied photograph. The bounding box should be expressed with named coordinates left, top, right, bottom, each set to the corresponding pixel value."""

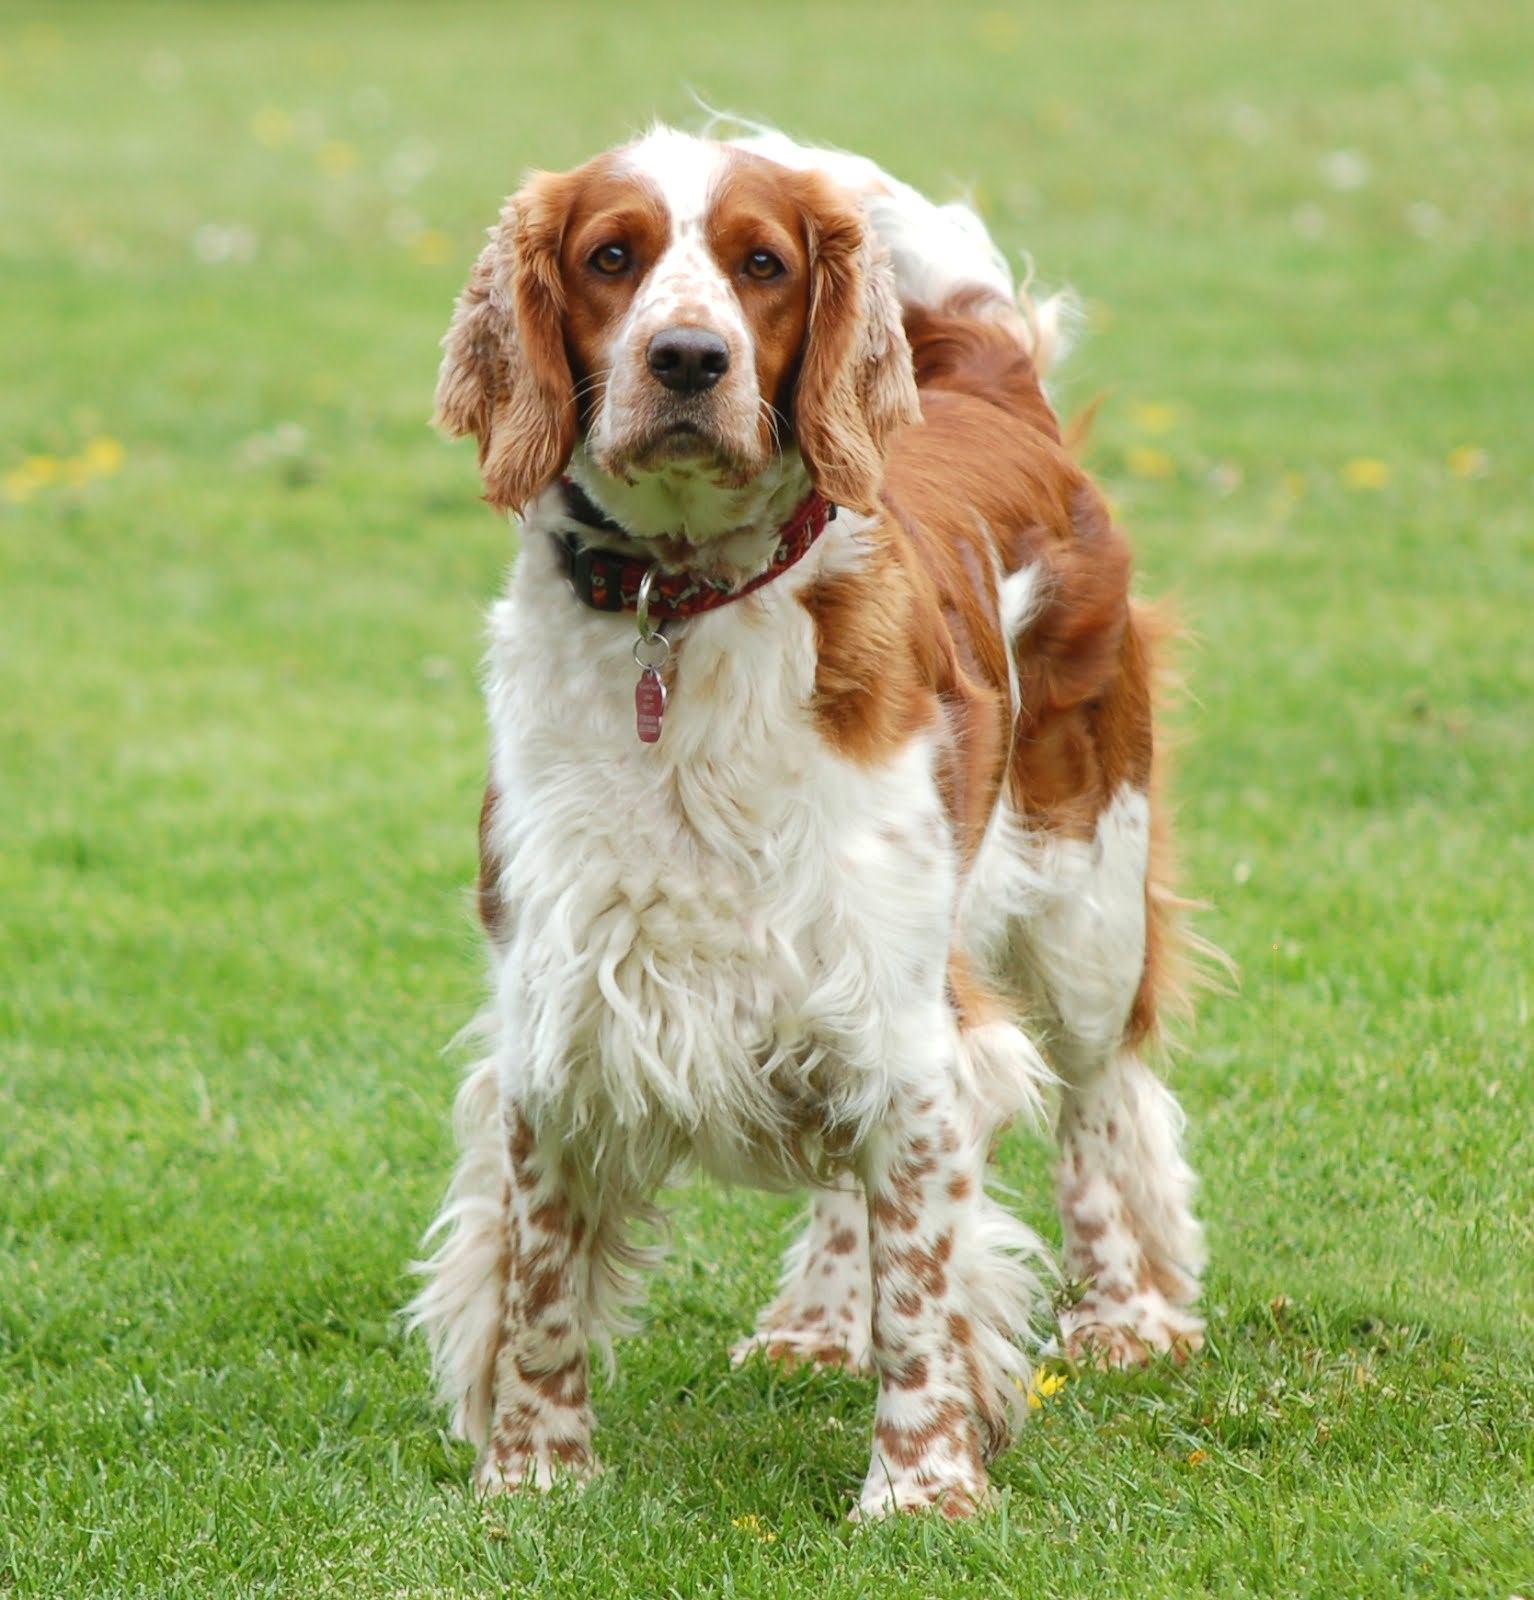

left=582, top=128, right=783, bottom=545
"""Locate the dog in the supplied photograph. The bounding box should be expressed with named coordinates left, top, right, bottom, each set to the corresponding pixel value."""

left=408, top=124, right=1207, bottom=1520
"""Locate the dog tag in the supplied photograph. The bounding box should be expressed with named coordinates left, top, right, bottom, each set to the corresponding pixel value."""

left=635, top=666, right=666, bottom=743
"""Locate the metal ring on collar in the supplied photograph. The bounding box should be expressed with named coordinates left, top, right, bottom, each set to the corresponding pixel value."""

left=635, top=564, right=661, bottom=640
left=633, top=631, right=671, bottom=672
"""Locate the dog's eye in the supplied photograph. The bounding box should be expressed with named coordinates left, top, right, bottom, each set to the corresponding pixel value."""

left=743, top=249, right=785, bottom=281
left=589, top=243, right=630, bottom=276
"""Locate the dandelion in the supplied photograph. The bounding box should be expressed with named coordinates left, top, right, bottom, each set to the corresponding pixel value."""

left=730, top=1513, right=777, bottom=1544
left=1228, top=103, right=1268, bottom=144
left=4, top=456, right=63, bottom=502
left=4, top=439, right=125, bottom=502
left=3, top=468, right=40, bottom=503
left=1024, top=1365, right=1068, bottom=1411
left=1342, top=457, right=1390, bottom=490
left=1187, top=1448, right=1209, bottom=1466
left=1131, top=402, right=1177, bottom=435
left=1320, top=149, right=1370, bottom=191
left=1405, top=201, right=1444, bottom=239
left=81, top=436, right=125, bottom=476
left=193, top=223, right=259, bottom=265
left=316, top=139, right=359, bottom=178
left=250, top=107, right=293, bottom=148
left=385, top=140, right=437, bottom=194
left=1206, top=462, right=1242, bottom=497
left=1126, top=445, right=1175, bottom=481
left=1447, top=445, right=1488, bottom=479
left=411, top=228, right=452, bottom=266
left=975, top=11, right=1023, bottom=49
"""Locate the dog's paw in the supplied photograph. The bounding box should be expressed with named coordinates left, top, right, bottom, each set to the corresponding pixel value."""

left=730, top=1326, right=871, bottom=1375
left=474, top=1442, right=599, bottom=1497
left=1059, top=1295, right=1204, bottom=1370
left=849, top=1469, right=989, bottom=1523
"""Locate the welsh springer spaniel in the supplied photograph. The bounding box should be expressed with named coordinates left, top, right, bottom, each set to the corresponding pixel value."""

left=410, top=125, right=1206, bottom=1520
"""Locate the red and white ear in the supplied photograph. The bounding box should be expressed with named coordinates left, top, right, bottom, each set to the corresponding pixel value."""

left=792, top=178, right=921, bottom=514
left=434, top=173, right=576, bottom=513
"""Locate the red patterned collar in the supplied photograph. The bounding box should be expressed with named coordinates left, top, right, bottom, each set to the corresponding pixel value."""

left=552, top=478, right=834, bottom=620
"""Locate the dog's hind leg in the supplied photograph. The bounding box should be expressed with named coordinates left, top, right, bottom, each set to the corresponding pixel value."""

left=731, top=1178, right=872, bottom=1374
left=1053, top=1049, right=1205, bottom=1367
left=1022, top=786, right=1207, bottom=1368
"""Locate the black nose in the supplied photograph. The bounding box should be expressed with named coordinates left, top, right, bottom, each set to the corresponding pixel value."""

left=646, top=327, right=730, bottom=394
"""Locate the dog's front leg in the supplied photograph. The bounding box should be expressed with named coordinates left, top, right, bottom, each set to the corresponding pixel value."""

left=475, top=1109, right=598, bottom=1495
left=854, top=1077, right=1041, bottom=1521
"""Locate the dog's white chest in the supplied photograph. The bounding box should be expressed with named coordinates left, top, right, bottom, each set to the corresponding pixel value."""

left=481, top=550, right=954, bottom=1177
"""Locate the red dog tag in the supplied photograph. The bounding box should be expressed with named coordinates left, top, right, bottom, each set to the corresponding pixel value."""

left=635, top=667, right=666, bottom=743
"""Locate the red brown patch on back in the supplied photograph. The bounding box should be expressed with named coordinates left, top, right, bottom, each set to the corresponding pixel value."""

left=801, top=299, right=1194, bottom=1050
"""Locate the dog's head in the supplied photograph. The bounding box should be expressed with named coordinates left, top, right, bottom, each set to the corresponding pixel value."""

left=434, top=128, right=920, bottom=524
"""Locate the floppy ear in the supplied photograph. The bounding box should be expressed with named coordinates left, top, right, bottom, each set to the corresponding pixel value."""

left=792, top=177, right=921, bottom=514
left=434, top=172, right=577, bottom=512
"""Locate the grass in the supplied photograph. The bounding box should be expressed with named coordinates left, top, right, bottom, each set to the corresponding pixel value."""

left=2, top=1, right=1531, bottom=1594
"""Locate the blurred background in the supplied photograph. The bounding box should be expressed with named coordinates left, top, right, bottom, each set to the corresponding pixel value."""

left=2, top=3, right=1529, bottom=1594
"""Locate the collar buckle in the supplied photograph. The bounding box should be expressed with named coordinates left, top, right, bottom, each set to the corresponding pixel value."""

left=564, top=538, right=626, bottom=612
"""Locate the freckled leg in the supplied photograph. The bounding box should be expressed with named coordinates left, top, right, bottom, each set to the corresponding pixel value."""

left=732, top=1179, right=872, bottom=1373
left=1055, top=1053, right=1205, bottom=1368
left=476, top=1112, right=598, bottom=1495
left=855, top=1082, right=1044, bottom=1521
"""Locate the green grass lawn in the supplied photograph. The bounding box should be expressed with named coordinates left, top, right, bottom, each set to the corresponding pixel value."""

left=2, top=1, right=1531, bottom=1594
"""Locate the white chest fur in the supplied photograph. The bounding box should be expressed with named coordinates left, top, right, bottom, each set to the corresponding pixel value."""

left=479, top=524, right=955, bottom=1192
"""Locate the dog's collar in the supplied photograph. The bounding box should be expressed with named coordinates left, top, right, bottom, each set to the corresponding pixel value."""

left=551, top=477, right=835, bottom=620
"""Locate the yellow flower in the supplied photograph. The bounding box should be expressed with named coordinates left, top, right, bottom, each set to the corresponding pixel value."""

left=250, top=107, right=293, bottom=148
left=4, top=455, right=63, bottom=501
left=410, top=227, right=452, bottom=266
left=316, top=139, right=359, bottom=177
left=81, top=436, right=125, bottom=476
left=1280, top=470, right=1307, bottom=499
left=730, top=1513, right=777, bottom=1544
left=1131, top=402, right=1178, bottom=435
left=1025, top=1365, right=1068, bottom=1410
left=1187, top=1448, right=1209, bottom=1466
left=1126, top=445, right=1175, bottom=481
left=1341, top=457, right=1390, bottom=490
left=974, top=11, right=1023, bottom=49
left=1447, top=445, right=1488, bottom=479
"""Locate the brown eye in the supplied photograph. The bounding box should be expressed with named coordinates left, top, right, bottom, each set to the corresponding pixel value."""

left=743, top=249, right=784, bottom=281
left=589, top=243, right=630, bottom=275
